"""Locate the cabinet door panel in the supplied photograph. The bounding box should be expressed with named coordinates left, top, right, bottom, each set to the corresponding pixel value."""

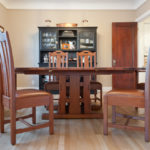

left=40, top=29, right=58, bottom=50
left=78, top=28, right=96, bottom=51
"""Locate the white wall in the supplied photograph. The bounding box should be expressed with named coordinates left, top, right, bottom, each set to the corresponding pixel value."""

left=0, top=3, right=7, bottom=28
left=138, top=16, right=150, bottom=82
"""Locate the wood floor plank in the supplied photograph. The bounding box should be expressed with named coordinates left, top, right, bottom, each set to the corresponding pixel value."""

left=0, top=106, right=150, bottom=149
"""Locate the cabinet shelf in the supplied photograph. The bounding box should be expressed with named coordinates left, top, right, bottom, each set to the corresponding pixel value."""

left=59, top=36, right=77, bottom=38
left=60, top=49, right=76, bottom=51
left=80, top=43, right=94, bottom=46
left=40, top=49, right=96, bottom=52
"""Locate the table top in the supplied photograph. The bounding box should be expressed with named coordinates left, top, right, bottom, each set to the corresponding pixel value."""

left=15, top=67, right=146, bottom=75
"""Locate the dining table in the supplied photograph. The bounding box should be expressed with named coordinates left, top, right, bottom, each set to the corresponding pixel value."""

left=15, top=67, right=146, bottom=119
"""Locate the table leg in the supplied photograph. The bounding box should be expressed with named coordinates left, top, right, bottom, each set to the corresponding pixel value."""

left=69, top=74, right=80, bottom=114
left=59, top=75, right=66, bottom=114
left=83, top=75, right=91, bottom=113
left=42, top=72, right=103, bottom=119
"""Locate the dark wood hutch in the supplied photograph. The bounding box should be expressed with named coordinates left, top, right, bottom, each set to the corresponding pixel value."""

left=38, top=26, right=97, bottom=90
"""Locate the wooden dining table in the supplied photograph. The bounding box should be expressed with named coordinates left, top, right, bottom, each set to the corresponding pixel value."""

left=15, top=67, right=145, bottom=119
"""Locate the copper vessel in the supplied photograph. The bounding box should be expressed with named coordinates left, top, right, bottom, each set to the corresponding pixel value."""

left=56, top=23, right=78, bottom=27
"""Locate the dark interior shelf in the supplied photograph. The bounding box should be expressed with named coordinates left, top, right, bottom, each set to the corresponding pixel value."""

left=80, top=43, right=94, bottom=45
left=58, top=36, right=77, bottom=38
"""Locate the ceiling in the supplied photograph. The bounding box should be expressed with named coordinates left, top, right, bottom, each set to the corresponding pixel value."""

left=0, top=0, right=147, bottom=10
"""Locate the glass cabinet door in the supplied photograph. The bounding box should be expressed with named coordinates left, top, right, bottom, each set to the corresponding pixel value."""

left=40, top=30, right=58, bottom=50
left=78, top=31, right=95, bottom=50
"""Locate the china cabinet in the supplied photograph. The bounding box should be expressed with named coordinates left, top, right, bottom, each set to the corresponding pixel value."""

left=38, top=26, right=97, bottom=90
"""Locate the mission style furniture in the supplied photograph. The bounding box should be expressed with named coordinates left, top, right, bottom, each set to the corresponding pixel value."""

left=38, top=26, right=97, bottom=91
left=76, top=50, right=102, bottom=107
left=15, top=67, right=138, bottom=119
left=0, top=26, right=54, bottom=145
left=44, top=50, right=68, bottom=92
left=103, top=50, right=150, bottom=142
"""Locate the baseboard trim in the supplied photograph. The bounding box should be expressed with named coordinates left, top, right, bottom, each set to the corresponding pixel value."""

left=17, top=87, right=39, bottom=90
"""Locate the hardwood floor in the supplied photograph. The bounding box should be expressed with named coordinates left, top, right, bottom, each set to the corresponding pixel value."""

left=0, top=103, right=150, bottom=149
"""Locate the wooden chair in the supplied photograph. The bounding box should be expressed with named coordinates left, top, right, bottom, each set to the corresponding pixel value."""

left=137, top=83, right=145, bottom=90
left=44, top=51, right=68, bottom=98
left=103, top=50, right=150, bottom=142
left=76, top=50, right=102, bottom=107
left=0, top=26, right=54, bottom=145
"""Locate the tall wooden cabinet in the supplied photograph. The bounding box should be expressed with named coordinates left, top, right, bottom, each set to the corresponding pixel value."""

left=38, top=27, right=97, bottom=90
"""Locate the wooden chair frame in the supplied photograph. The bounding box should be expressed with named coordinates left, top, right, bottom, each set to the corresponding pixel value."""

left=49, top=50, right=68, bottom=68
left=44, top=51, right=68, bottom=103
left=76, top=50, right=102, bottom=107
left=77, top=50, right=96, bottom=68
left=48, top=50, right=68, bottom=82
left=103, top=50, right=150, bottom=142
left=0, top=26, right=54, bottom=145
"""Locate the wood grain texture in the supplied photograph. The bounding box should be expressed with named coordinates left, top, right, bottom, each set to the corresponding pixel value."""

left=77, top=50, right=103, bottom=107
left=1, top=106, right=150, bottom=149
left=0, top=28, right=54, bottom=145
left=103, top=49, right=150, bottom=142
left=112, top=22, right=137, bottom=89
left=69, top=74, right=81, bottom=114
left=15, top=67, right=140, bottom=75
left=15, top=67, right=145, bottom=119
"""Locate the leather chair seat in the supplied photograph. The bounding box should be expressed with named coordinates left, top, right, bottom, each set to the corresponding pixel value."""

left=16, top=89, right=52, bottom=109
left=105, top=89, right=145, bottom=107
left=106, top=89, right=144, bottom=97
left=16, top=89, right=51, bottom=98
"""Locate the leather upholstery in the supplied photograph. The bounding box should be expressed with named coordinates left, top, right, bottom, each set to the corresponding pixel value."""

left=16, top=89, right=52, bottom=109
left=16, top=89, right=51, bottom=99
left=106, top=89, right=144, bottom=97
left=105, top=89, right=145, bottom=107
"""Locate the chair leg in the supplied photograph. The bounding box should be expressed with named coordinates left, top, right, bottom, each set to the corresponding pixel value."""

left=10, top=108, right=16, bottom=145
left=94, top=90, right=97, bottom=102
left=103, top=97, right=108, bottom=135
left=135, top=107, right=138, bottom=111
left=112, top=106, right=116, bottom=124
left=49, top=95, right=54, bottom=135
left=32, top=107, right=36, bottom=124
left=100, top=88, right=102, bottom=107
left=0, top=101, right=4, bottom=133
left=145, top=109, right=150, bottom=142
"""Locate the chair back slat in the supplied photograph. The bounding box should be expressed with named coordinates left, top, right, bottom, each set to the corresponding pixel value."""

left=77, top=50, right=96, bottom=68
left=48, top=50, right=68, bottom=81
left=49, top=51, right=68, bottom=68
left=0, top=41, right=10, bottom=96
left=0, top=29, right=15, bottom=99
